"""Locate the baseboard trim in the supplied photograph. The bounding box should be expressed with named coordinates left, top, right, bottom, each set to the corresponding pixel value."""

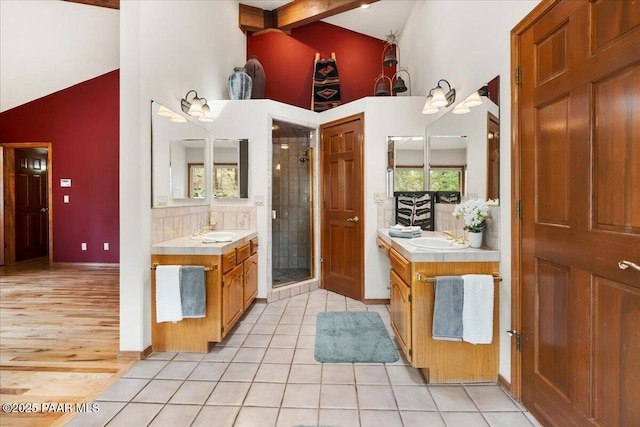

left=364, top=299, right=390, bottom=305
left=54, top=262, right=119, bottom=268
left=255, top=298, right=267, bottom=304
left=118, top=345, right=153, bottom=360
left=498, top=374, right=512, bottom=394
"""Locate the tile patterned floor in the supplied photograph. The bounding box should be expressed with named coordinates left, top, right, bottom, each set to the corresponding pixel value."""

left=66, top=289, right=542, bottom=427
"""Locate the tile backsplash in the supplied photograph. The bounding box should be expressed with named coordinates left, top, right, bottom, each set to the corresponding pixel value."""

left=151, top=205, right=257, bottom=245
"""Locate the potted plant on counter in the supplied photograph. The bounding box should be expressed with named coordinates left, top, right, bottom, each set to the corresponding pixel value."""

left=452, top=198, right=494, bottom=248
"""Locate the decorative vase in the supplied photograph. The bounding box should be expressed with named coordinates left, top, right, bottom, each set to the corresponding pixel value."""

left=228, top=67, right=252, bottom=100
left=244, top=55, right=265, bottom=99
left=467, top=231, right=483, bottom=248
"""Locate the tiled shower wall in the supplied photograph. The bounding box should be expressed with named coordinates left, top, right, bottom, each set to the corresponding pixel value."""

left=151, top=205, right=257, bottom=245
left=271, top=137, right=312, bottom=270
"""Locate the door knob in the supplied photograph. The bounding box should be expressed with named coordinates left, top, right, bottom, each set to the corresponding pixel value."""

left=347, top=216, right=359, bottom=223
left=619, top=260, right=640, bottom=272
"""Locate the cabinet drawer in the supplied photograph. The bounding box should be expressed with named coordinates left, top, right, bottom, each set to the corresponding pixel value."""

left=222, top=249, right=237, bottom=272
left=376, top=237, right=390, bottom=258
left=250, top=237, right=259, bottom=254
left=390, top=248, right=411, bottom=284
left=236, top=242, right=251, bottom=264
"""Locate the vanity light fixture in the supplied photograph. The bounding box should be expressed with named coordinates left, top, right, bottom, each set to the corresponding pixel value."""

left=421, top=79, right=456, bottom=114
left=156, top=105, right=174, bottom=117
left=452, top=102, right=471, bottom=114
left=462, top=85, right=489, bottom=108
left=169, top=114, right=187, bottom=123
left=181, top=90, right=215, bottom=122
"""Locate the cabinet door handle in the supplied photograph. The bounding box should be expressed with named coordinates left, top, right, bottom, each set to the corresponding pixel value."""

left=229, top=256, right=236, bottom=264
left=619, top=260, right=640, bottom=272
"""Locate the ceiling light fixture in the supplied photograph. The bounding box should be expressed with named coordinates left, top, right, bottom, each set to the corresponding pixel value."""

left=181, top=90, right=215, bottom=122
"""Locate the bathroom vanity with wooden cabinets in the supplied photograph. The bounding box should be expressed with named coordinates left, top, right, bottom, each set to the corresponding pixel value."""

left=150, top=230, right=258, bottom=353
left=377, top=230, right=500, bottom=383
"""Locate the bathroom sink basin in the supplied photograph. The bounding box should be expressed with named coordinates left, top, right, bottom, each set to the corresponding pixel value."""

left=192, top=231, right=237, bottom=243
left=407, top=237, right=469, bottom=250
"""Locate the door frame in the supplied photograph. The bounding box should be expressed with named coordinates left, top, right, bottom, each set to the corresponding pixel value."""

left=319, top=113, right=365, bottom=301
left=510, top=0, right=561, bottom=401
left=1, top=142, right=54, bottom=265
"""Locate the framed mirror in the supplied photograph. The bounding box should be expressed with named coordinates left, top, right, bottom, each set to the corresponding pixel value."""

left=387, top=136, right=426, bottom=194
left=151, top=101, right=210, bottom=207
left=213, top=139, right=249, bottom=199
left=426, top=75, right=500, bottom=202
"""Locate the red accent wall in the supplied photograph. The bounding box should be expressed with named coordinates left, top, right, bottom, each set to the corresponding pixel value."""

left=0, top=70, right=119, bottom=263
left=247, top=22, right=395, bottom=109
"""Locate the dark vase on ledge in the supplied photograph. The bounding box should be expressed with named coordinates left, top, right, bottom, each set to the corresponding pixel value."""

left=244, top=55, right=266, bottom=99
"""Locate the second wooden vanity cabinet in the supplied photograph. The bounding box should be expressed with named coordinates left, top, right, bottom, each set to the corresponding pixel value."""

left=385, top=244, right=499, bottom=383
left=151, top=237, right=258, bottom=353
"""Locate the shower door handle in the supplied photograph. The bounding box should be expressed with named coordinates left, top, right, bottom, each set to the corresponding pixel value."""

left=347, top=216, right=359, bottom=223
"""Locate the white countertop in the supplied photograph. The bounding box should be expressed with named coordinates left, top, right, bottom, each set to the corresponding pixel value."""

left=151, top=230, right=258, bottom=256
left=377, top=229, right=500, bottom=263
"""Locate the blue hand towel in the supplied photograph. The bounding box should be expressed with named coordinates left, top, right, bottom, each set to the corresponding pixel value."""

left=389, top=229, right=421, bottom=239
left=432, top=276, right=464, bottom=341
left=180, top=266, right=206, bottom=318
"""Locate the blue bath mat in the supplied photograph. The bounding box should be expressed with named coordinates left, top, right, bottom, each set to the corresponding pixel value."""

left=315, top=311, right=399, bottom=363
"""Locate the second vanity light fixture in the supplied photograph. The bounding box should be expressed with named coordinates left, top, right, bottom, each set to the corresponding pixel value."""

left=181, top=90, right=215, bottom=122
left=421, top=79, right=456, bottom=114
left=452, top=84, right=489, bottom=115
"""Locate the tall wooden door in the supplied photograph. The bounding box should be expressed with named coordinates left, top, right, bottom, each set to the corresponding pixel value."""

left=320, top=114, right=364, bottom=301
left=514, top=1, right=640, bottom=426
left=15, top=148, right=49, bottom=261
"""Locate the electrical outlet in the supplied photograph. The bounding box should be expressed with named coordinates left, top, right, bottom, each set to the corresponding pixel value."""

left=81, top=243, right=87, bottom=251
left=63, top=195, right=70, bottom=203
left=374, top=193, right=385, bottom=203
left=103, top=243, right=109, bottom=251
left=254, top=195, right=264, bottom=206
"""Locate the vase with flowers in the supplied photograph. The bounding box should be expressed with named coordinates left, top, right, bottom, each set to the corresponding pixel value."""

left=452, top=198, right=492, bottom=248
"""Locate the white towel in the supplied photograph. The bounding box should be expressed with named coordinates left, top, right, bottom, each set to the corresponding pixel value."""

left=155, top=265, right=183, bottom=323
left=462, top=274, right=494, bottom=344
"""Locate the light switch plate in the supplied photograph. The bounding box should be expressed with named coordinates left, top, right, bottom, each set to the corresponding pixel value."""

left=374, top=193, right=385, bottom=203
left=63, top=195, right=70, bottom=203
left=254, top=195, right=264, bottom=206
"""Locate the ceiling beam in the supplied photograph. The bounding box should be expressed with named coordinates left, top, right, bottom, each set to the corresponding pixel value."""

left=63, top=0, right=119, bottom=10
left=277, top=0, right=379, bottom=30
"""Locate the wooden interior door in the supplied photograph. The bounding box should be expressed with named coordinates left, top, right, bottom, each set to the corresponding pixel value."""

left=320, top=114, right=364, bottom=301
left=15, top=148, right=49, bottom=261
left=515, top=1, right=640, bottom=425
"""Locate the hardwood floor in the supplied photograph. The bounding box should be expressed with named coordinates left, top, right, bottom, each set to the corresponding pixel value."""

left=0, top=258, right=134, bottom=427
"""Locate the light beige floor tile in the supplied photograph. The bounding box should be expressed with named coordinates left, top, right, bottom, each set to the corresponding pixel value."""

left=319, top=409, right=360, bottom=427
left=269, top=334, right=298, bottom=348
left=155, top=361, right=199, bottom=380
left=320, top=384, right=358, bottom=409
left=465, top=385, right=520, bottom=411
left=250, top=323, right=278, bottom=335
left=105, top=402, right=163, bottom=426
left=299, top=324, right=317, bottom=335
left=385, top=365, right=427, bottom=385
left=430, top=386, right=478, bottom=412
left=231, top=322, right=255, bottom=334
left=262, top=347, right=295, bottom=364
left=326, top=303, right=347, bottom=311
left=257, top=314, right=282, bottom=324
left=204, top=346, right=239, bottom=362
left=283, top=306, right=306, bottom=316
left=244, top=382, right=286, bottom=407
left=400, top=410, right=446, bottom=427
left=359, top=409, right=403, bottom=427
left=174, top=352, right=206, bottom=362
left=96, top=378, right=150, bottom=402
left=233, top=347, right=267, bottom=363
left=262, top=306, right=286, bottom=316
left=282, top=384, right=321, bottom=408
left=219, top=333, right=247, bottom=347
left=296, top=335, right=315, bottom=348
left=440, top=411, right=489, bottom=426
left=357, top=385, right=398, bottom=410
left=219, top=362, right=259, bottom=382
left=524, top=411, right=544, bottom=427
left=275, top=323, right=301, bottom=335
left=246, top=304, right=266, bottom=315
left=322, top=364, right=355, bottom=384
left=355, top=365, right=390, bottom=385
left=169, top=380, right=216, bottom=405
left=242, top=334, right=272, bottom=347
left=187, top=361, right=228, bottom=381
left=303, top=307, right=324, bottom=316
left=483, top=411, right=535, bottom=427
left=206, top=382, right=251, bottom=406
left=191, top=406, right=239, bottom=427
left=132, top=379, right=182, bottom=403
left=254, top=363, right=291, bottom=383
left=239, top=314, right=260, bottom=324
left=287, top=297, right=309, bottom=307
left=145, top=352, right=177, bottom=361
left=306, top=299, right=327, bottom=308
left=293, top=348, right=320, bottom=364
left=123, top=360, right=168, bottom=378
left=234, top=406, right=279, bottom=427
left=280, top=315, right=304, bottom=324
left=64, top=401, right=126, bottom=427
left=288, top=364, right=322, bottom=383
left=276, top=408, right=319, bottom=427
left=148, top=404, right=201, bottom=427
left=393, top=385, right=437, bottom=410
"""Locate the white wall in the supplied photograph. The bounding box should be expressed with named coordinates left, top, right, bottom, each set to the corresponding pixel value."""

left=0, top=0, right=119, bottom=112
left=120, top=0, right=247, bottom=352
left=400, top=0, right=540, bottom=382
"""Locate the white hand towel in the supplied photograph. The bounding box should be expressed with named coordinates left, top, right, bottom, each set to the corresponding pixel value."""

left=462, top=274, right=494, bottom=344
left=155, top=265, right=183, bottom=323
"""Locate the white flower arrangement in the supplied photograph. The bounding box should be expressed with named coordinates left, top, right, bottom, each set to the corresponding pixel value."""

left=452, top=198, right=496, bottom=233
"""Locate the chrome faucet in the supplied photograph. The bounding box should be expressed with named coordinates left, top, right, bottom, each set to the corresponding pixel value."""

left=441, top=230, right=466, bottom=244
